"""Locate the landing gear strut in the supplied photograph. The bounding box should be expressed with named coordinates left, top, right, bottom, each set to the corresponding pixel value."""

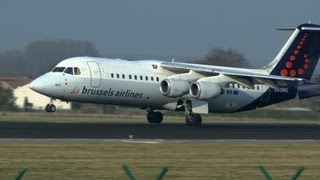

left=45, top=98, right=56, bottom=112
left=147, top=111, right=163, bottom=124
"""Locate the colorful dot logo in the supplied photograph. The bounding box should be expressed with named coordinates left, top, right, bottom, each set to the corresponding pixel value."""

left=280, top=33, right=310, bottom=77
left=281, top=69, right=288, bottom=76
left=286, top=61, right=292, bottom=68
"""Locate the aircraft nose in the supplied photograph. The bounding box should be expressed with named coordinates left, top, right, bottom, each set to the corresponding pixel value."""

left=30, top=75, right=48, bottom=94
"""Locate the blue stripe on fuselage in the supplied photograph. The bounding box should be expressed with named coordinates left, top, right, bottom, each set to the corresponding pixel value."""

left=235, top=84, right=297, bottom=112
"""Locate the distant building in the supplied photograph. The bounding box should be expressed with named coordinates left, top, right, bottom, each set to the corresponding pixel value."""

left=0, top=81, right=13, bottom=90
left=14, top=83, right=71, bottom=110
left=0, top=76, right=71, bottom=111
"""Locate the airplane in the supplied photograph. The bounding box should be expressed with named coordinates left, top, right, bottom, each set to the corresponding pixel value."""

left=30, top=23, right=320, bottom=126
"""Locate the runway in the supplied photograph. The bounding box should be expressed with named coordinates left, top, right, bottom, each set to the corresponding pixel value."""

left=0, top=122, right=319, bottom=140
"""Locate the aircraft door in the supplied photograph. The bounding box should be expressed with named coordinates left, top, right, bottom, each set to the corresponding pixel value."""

left=87, top=61, right=102, bottom=88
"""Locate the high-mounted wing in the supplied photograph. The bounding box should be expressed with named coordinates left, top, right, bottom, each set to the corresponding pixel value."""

left=160, top=61, right=305, bottom=89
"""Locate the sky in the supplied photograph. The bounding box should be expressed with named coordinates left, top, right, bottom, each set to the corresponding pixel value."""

left=1, top=0, right=320, bottom=67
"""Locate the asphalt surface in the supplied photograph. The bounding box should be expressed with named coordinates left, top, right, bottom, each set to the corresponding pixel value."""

left=0, top=122, right=319, bottom=139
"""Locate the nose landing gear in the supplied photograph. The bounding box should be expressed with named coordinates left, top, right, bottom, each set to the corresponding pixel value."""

left=45, top=98, right=56, bottom=112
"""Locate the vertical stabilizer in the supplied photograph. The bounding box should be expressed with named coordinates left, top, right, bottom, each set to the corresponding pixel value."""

left=265, top=23, right=320, bottom=80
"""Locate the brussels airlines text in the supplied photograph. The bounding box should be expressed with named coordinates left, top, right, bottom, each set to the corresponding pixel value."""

left=81, top=86, right=143, bottom=99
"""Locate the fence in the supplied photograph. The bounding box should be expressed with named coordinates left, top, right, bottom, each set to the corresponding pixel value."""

left=11, top=165, right=305, bottom=180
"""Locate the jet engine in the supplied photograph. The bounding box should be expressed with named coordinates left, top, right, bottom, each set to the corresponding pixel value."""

left=190, top=81, right=221, bottom=100
left=160, top=79, right=190, bottom=97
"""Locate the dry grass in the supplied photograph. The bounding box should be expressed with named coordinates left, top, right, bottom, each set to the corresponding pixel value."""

left=0, top=143, right=319, bottom=179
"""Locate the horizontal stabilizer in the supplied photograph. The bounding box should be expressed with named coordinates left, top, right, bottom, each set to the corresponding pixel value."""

left=276, top=28, right=295, bottom=31
left=298, top=82, right=320, bottom=99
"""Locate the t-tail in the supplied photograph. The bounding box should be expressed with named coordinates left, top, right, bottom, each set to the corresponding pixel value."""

left=264, top=23, right=320, bottom=80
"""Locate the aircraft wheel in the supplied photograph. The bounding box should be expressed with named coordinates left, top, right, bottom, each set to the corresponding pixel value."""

left=45, top=104, right=51, bottom=112
left=154, top=112, right=163, bottom=124
left=185, top=115, right=193, bottom=126
left=50, top=104, right=56, bottom=112
left=45, top=104, right=56, bottom=112
left=147, top=111, right=163, bottom=124
left=191, top=114, right=202, bottom=127
left=186, top=114, right=202, bottom=127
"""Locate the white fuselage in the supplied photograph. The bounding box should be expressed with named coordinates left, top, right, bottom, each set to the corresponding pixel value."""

left=31, top=57, right=273, bottom=113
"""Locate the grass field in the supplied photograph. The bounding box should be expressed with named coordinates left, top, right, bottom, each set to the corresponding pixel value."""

left=0, top=143, right=320, bottom=179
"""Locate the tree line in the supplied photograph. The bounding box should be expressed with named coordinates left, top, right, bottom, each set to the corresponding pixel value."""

left=0, top=39, right=250, bottom=78
left=0, top=40, right=99, bottom=78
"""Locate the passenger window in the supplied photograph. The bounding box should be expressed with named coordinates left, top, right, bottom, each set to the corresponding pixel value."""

left=151, top=77, right=154, bottom=81
left=111, top=73, right=114, bottom=78
left=52, top=67, right=65, bottom=72
left=74, top=67, right=81, bottom=75
left=117, top=74, right=120, bottom=78
left=122, top=74, right=125, bottom=79
left=134, top=75, right=137, bottom=80
left=257, top=86, right=260, bottom=90
left=129, top=75, right=132, bottom=79
left=145, top=76, right=148, bottom=81
left=140, top=76, right=143, bottom=80
left=64, top=67, right=73, bottom=75
left=156, top=77, right=159, bottom=82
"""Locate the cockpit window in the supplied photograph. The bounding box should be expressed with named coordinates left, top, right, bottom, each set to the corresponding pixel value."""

left=52, top=67, right=65, bottom=72
left=64, top=67, right=73, bottom=75
left=74, top=67, right=81, bottom=75
left=52, top=66, right=80, bottom=75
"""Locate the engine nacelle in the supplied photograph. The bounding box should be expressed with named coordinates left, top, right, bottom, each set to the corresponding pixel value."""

left=190, top=81, right=221, bottom=100
left=160, top=79, right=190, bottom=97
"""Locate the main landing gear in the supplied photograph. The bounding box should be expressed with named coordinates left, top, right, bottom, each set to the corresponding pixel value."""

left=185, top=114, right=202, bottom=127
left=146, top=110, right=202, bottom=127
left=184, top=99, right=202, bottom=127
left=147, top=110, right=163, bottom=124
left=45, top=98, right=56, bottom=112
